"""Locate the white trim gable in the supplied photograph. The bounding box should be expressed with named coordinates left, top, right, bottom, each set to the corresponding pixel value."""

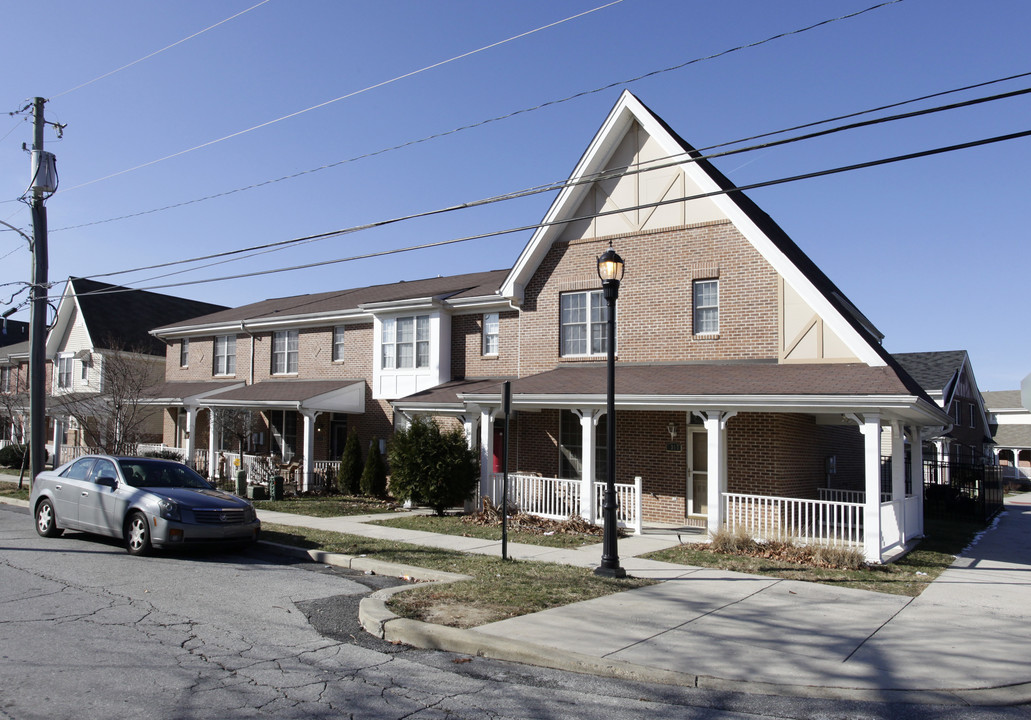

left=500, top=90, right=885, bottom=367
left=45, top=279, right=95, bottom=359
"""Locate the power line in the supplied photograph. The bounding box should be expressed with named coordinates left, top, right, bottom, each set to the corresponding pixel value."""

left=64, top=80, right=1031, bottom=286
left=58, top=1, right=626, bottom=193
left=56, top=125, right=1031, bottom=303
left=49, top=0, right=275, bottom=100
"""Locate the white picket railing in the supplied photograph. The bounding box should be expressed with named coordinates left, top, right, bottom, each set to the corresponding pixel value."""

left=490, top=473, right=642, bottom=534
left=724, top=492, right=864, bottom=547
left=818, top=488, right=892, bottom=503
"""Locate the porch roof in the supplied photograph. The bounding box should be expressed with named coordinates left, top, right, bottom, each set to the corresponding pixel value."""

left=993, top=424, right=1031, bottom=449
left=392, top=377, right=513, bottom=414
left=141, top=380, right=245, bottom=405
left=455, top=362, right=952, bottom=425
left=200, top=379, right=366, bottom=414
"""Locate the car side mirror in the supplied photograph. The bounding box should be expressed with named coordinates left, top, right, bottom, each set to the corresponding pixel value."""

left=96, top=475, right=118, bottom=490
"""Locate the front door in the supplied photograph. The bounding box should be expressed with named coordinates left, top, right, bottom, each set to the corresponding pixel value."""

left=687, top=428, right=708, bottom=517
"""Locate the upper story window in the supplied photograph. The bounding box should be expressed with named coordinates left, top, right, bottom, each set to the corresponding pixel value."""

left=180, top=339, right=190, bottom=368
left=271, top=330, right=299, bottom=375
left=483, top=313, right=499, bottom=356
left=693, top=279, right=719, bottom=335
left=332, top=326, right=346, bottom=362
left=560, top=290, right=607, bottom=357
left=213, top=335, right=236, bottom=376
left=57, top=355, right=73, bottom=388
left=1, top=366, right=10, bottom=393
left=381, top=315, right=429, bottom=369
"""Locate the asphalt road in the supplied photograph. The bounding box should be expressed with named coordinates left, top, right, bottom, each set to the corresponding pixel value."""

left=1, top=502, right=1028, bottom=720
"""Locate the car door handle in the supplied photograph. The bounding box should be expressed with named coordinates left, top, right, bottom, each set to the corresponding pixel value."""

left=81, top=491, right=89, bottom=497
left=55, top=484, right=62, bottom=490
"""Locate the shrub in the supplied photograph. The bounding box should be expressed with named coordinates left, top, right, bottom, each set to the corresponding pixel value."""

left=360, top=439, right=388, bottom=497
left=387, top=417, right=479, bottom=515
left=337, top=430, right=363, bottom=495
left=0, top=444, right=45, bottom=468
left=142, top=449, right=183, bottom=462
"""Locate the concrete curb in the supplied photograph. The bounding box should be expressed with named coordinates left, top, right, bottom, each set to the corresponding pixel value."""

left=357, top=588, right=1031, bottom=705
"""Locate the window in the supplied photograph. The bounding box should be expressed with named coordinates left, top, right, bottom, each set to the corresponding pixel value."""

left=180, top=339, right=189, bottom=368
left=558, top=410, right=607, bottom=481
left=332, top=326, right=346, bottom=362
left=381, top=315, right=429, bottom=369
left=269, top=410, right=297, bottom=462
left=272, top=330, right=299, bottom=374
left=1, top=366, right=9, bottom=393
left=969, top=403, right=976, bottom=428
left=57, top=355, right=72, bottom=388
left=560, top=290, right=607, bottom=356
left=693, top=279, right=719, bottom=334
left=213, top=335, right=236, bottom=376
left=483, top=313, right=499, bottom=356
left=80, top=360, right=88, bottom=381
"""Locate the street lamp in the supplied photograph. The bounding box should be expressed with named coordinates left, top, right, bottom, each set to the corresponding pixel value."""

left=595, top=242, right=626, bottom=578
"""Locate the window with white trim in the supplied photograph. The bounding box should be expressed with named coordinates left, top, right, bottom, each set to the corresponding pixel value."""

left=57, top=355, right=73, bottom=388
left=213, top=335, right=236, bottom=376
left=560, top=290, right=608, bottom=356
left=381, top=315, right=429, bottom=369
left=271, top=330, right=299, bottom=374
left=693, top=279, right=719, bottom=335
left=482, top=312, right=499, bottom=356
left=332, top=326, right=345, bottom=362
left=180, top=339, right=189, bottom=368
left=1, top=366, right=10, bottom=393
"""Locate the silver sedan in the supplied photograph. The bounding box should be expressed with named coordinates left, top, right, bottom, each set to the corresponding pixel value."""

left=30, top=455, right=260, bottom=555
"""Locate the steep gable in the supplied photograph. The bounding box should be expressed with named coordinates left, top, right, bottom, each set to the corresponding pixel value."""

left=501, top=90, right=886, bottom=368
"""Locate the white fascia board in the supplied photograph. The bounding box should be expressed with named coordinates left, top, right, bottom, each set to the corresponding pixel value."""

left=152, top=311, right=372, bottom=338
left=139, top=382, right=247, bottom=406
left=359, top=297, right=445, bottom=313
left=202, top=398, right=302, bottom=411
left=301, top=382, right=366, bottom=414
left=500, top=92, right=638, bottom=303
left=443, top=294, right=512, bottom=314
left=390, top=401, right=466, bottom=416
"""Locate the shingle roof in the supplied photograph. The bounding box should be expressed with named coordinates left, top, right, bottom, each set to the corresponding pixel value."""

left=206, top=380, right=363, bottom=403
left=69, top=277, right=228, bottom=355
left=993, top=424, right=1031, bottom=448
left=891, top=351, right=968, bottom=394
left=983, top=390, right=1023, bottom=410
left=153, top=269, right=509, bottom=331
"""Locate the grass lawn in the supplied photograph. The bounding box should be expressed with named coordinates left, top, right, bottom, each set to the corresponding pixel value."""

left=250, top=495, right=401, bottom=517
left=643, top=516, right=986, bottom=597
left=371, top=513, right=607, bottom=550
left=0, top=484, right=30, bottom=501
left=261, top=523, right=653, bottom=628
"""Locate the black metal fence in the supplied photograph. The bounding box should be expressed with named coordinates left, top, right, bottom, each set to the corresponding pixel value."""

left=922, top=460, right=1003, bottom=523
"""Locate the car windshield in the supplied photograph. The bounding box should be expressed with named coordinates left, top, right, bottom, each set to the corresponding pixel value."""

left=117, top=459, right=213, bottom=490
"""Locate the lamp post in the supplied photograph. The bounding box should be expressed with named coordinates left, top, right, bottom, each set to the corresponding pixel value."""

left=595, top=243, right=626, bottom=578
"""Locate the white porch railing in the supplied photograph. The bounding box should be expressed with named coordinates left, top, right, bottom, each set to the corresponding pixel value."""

left=490, top=473, right=642, bottom=535
left=818, top=488, right=892, bottom=503
left=724, top=493, right=864, bottom=547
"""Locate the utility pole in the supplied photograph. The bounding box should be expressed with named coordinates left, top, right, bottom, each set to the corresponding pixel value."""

left=28, top=97, right=51, bottom=482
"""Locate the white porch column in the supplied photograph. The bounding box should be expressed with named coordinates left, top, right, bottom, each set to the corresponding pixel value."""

left=51, top=418, right=63, bottom=468
left=908, top=425, right=925, bottom=540
left=860, top=414, right=883, bottom=564
left=208, top=409, right=218, bottom=481
left=183, top=405, right=198, bottom=467
left=699, top=411, right=736, bottom=537
left=575, top=409, right=603, bottom=524
left=478, top=408, right=499, bottom=501
left=459, top=409, right=479, bottom=452
left=300, top=410, right=318, bottom=492
left=890, top=420, right=906, bottom=541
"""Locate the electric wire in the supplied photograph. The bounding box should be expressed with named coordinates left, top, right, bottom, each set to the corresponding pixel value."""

left=48, top=0, right=275, bottom=100
left=58, top=80, right=1031, bottom=287
left=51, top=125, right=1031, bottom=303
left=58, top=0, right=626, bottom=193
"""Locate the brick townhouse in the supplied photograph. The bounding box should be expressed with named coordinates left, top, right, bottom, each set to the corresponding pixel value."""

left=146, top=91, right=952, bottom=562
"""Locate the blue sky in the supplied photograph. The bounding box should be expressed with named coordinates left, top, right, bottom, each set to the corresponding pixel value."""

left=1, top=0, right=1028, bottom=390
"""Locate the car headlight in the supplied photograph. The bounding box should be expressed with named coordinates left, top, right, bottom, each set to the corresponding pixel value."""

left=158, top=498, right=181, bottom=522
left=243, top=505, right=256, bottom=523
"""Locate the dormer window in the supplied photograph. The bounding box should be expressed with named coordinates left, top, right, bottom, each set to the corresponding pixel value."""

left=381, top=315, right=429, bottom=369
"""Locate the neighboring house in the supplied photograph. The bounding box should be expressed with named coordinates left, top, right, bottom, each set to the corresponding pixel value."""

left=892, top=351, right=994, bottom=465
left=982, top=389, right=1031, bottom=481
left=0, top=340, right=29, bottom=445
left=149, top=91, right=951, bottom=563
left=46, top=277, right=227, bottom=462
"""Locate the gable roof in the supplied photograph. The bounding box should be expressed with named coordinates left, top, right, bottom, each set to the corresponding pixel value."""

left=892, top=351, right=970, bottom=398
left=982, top=390, right=1023, bottom=411
left=500, top=90, right=888, bottom=369
left=152, top=269, right=509, bottom=336
left=50, top=278, right=228, bottom=356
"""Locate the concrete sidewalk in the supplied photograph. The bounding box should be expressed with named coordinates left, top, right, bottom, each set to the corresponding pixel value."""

left=260, top=495, right=1031, bottom=704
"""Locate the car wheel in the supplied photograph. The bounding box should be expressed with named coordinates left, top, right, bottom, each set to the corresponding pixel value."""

left=125, top=512, right=152, bottom=556
left=35, top=499, right=63, bottom=538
